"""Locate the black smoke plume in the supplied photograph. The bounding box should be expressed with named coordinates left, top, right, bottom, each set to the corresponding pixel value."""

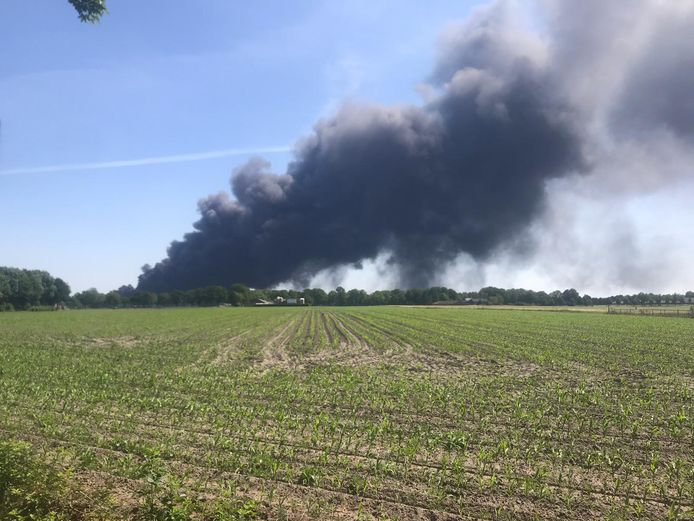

left=138, top=4, right=588, bottom=292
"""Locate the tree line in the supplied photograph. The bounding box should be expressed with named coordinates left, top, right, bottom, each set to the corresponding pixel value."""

left=72, top=285, right=462, bottom=308
left=69, top=284, right=694, bottom=308
left=470, top=287, right=694, bottom=306
left=3, top=266, right=693, bottom=310
left=0, top=268, right=71, bottom=311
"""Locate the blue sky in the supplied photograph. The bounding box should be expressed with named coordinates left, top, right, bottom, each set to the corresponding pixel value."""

left=0, top=0, right=477, bottom=291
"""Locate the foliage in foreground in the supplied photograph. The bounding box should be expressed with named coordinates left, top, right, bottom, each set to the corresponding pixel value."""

left=67, top=0, right=107, bottom=23
left=0, top=439, right=259, bottom=520
left=0, top=440, right=70, bottom=520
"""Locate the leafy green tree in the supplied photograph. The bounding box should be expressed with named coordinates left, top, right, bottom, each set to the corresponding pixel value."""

left=549, top=289, right=564, bottom=306
left=117, top=285, right=135, bottom=298
left=104, top=291, right=122, bottom=307
left=143, top=291, right=158, bottom=307
left=54, top=278, right=71, bottom=303
left=389, top=289, right=405, bottom=305
left=368, top=290, right=387, bottom=306
left=74, top=288, right=106, bottom=308
left=534, top=291, right=550, bottom=305
left=68, top=0, right=107, bottom=23
left=479, top=286, right=506, bottom=304
left=169, top=290, right=187, bottom=306
left=562, top=288, right=580, bottom=306
left=131, top=291, right=158, bottom=307
left=251, top=288, right=270, bottom=303
left=229, top=283, right=251, bottom=306
left=335, top=286, right=346, bottom=306
left=304, top=288, right=328, bottom=305
left=346, top=289, right=367, bottom=306
left=0, top=272, right=9, bottom=305
left=0, top=268, right=71, bottom=308
left=9, top=270, right=43, bottom=309
left=38, top=271, right=57, bottom=305
left=192, top=286, right=228, bottom=306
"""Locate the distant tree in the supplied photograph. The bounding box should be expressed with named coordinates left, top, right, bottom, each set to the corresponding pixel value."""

left=131, top=291, right=157, bottom=307
left=335, top=286, right=346, bottom=306
left=54, top=278, right=71, bottom=303
left=169, top=290, right=187, bottom=306
left=534, top=291, right=550, bottom=305
left=304, top=288, right=328, bottom=306
left=117, top=285, right=136, bottom=298
left=562, top=288, right=580, bottom=306
left=157, top=292, right=172, bottom=307
left=68, top=0, right=107, bottom=23
left=229, top=283, right=251, bottom=306
left=76, top=283, right=694, bottom=310
left=346, top=289, right=367, bottom=306
left=405, top=288, right=424, bottom=305
left=104, top=291, right=122, bottom=307
left=13, top=270, right=43, bottom=308
left=373, top=290, right=387, bottom=305
left=38, top=271, right=57, bottom=305
left=74, top=288, right=105, bottom=308
left=423, top=286, right=456, bottom=304
left=143, top=292, right=158, bottom=307
left=389, top=289, right=405, bottom=305
left=252, top=289, right=270, bottom=302
left=0, top=268, right=72, bottom=309
left=195, top=286, right=228, bottom=306
left=368, top=290, right=387, bottom=306
left=480, top=287, right=505, bottom=304
left=0, top=272, right=9, bottom=305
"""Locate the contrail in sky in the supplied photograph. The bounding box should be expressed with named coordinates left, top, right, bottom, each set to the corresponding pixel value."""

left=0, top=146, right=292, bottom=176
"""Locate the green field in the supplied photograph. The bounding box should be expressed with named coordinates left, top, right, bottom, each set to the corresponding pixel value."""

left=1, top=307, right=693, bottom=520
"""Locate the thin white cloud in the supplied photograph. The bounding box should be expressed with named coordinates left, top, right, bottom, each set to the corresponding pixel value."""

left=0, top=146, right=292, bottom=176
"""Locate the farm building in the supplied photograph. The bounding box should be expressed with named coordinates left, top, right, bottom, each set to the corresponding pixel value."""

left=254, top=296, right=308, bottom=306
left=432, top=298, right=488, bottom=306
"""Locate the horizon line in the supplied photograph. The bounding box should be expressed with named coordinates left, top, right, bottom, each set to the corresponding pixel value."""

left=0, top=145, right=293, bottom=176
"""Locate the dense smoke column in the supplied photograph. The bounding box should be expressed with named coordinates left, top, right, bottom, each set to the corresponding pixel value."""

left=137, top=6, right=586, bottom=292
left=138, top=78, right=582, bottom=290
